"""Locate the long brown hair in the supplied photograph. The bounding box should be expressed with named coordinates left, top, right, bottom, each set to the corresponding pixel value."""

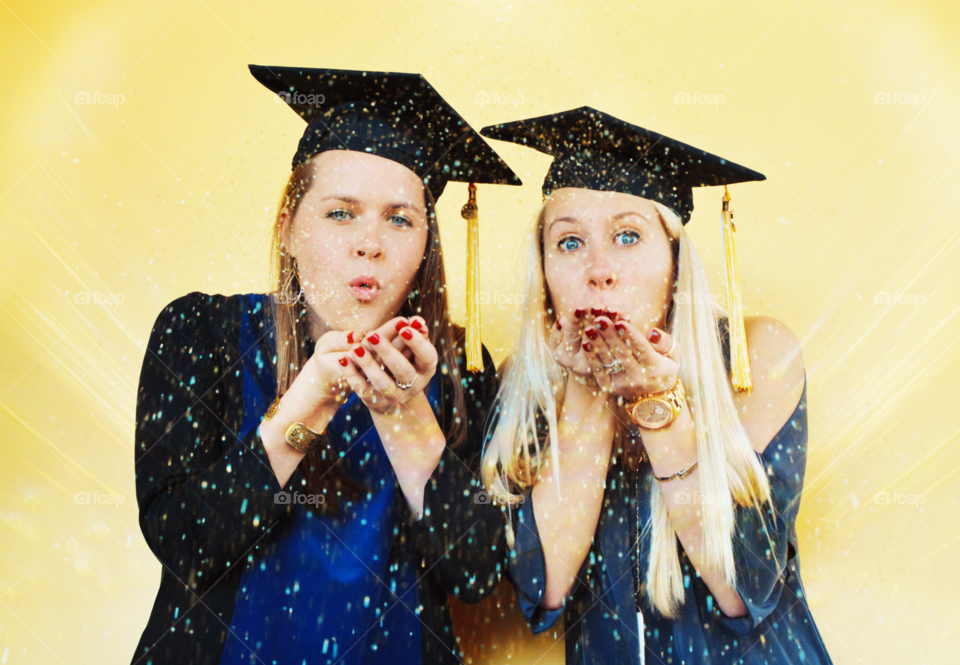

left=268, top=155, right=469, bottom=512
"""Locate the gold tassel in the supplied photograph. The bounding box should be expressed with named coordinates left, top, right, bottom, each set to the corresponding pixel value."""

left=722, top=185, right=752, bottom=392
left=461, top=183, right=484, bottom=372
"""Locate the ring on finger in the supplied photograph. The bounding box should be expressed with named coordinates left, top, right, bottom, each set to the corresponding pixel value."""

left=602, top=359, right=624, bottom=374
left=395, top=375, right=417, bottom=390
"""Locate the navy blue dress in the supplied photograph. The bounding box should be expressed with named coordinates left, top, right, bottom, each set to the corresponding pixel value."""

left=132, top=292, right=507, bottom=665
left=508, top=319, right=833, bottom=664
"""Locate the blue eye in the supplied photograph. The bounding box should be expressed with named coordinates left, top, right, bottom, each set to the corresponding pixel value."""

left=327, top=208, right=353, bottom=221
left=615, top=230, right=640, bottom=246
left=558, top=236, right=583, bottom=252
left=389, top=214, right=412, bottom=228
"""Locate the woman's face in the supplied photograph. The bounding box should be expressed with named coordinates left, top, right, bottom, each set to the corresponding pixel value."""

left=542, top=187, right=675, bottom=332
left=282, top=150, right=429, bottom=333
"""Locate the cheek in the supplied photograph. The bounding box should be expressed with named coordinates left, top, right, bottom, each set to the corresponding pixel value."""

left=543, top=252, right=583, bottom=309
left=386, top=229, right=429, bottom=283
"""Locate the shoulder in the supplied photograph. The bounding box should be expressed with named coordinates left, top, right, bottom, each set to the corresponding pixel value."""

left=732, top=316, right=806, bottom=455
left=147, top=291, right=256, bottom=352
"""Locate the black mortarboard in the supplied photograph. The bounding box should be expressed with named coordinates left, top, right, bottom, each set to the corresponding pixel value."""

left=250, top=65, right=522, bottom=372
left=249, top=65, right=522, bottom=201
left=480, top=106, right=765, bottom=224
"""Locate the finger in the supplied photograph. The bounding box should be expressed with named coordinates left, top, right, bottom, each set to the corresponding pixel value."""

left=586, top=323, right=619, bottom=370
left=397, top=325, right=437, bottom=376
left=615, top=319, right=657, bottom=363
left=348, top=345, right=400, bottom=398
left=408, top=315, right=429, bottom=337
left=315, top=329, right=361, bottom=354
left=557, top=308, right=587, bottom=359
left=363, top=331, right=418, bottom=386
left=549, top=316, right=563, bottom=350
left=647, top=327, right=679, bottom=362
left=338, top=355, right=375, bottom=402
left=581, top=338, right=613, bottom=393
left=596, top=315, right=633, bottom=362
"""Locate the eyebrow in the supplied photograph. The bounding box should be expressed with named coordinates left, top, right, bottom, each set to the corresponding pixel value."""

left=546, top=210, right=649, bottom=232
left=320, top=194, right=424, bottom=216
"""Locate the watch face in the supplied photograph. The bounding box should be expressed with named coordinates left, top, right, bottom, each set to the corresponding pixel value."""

left=633, top=398, right=673, bottom=428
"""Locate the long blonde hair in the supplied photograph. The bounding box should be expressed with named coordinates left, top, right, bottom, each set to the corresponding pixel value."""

left=482, top=198, right=774, bottom=618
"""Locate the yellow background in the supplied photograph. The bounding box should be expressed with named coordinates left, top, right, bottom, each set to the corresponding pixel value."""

left=2, top=1, right=959, bottom=663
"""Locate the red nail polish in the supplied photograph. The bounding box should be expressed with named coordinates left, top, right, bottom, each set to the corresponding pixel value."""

left=400, top=328, right=414, bottom=340
left=369, top=333, right=381, bottom=345
left=597, top=319, right=608, bottom=332
left=338, top=357, right=348, bottom=367
left=574, top=308, right=586, bottom=319
left=649, top=329, right=661, bottom=344
left=615, top=322, right=626, bottom=334
left=556, top=320, right=563, bottom=331
left=590, top=307, right=603, bottom=317
left=353, top=346, right=366, bottom=358
left=395, top=320, right=408, bottom=332
left=347, top=331, right=355, bottom=344
left=585, top=328, right=598, bottom=340
left=583, top=341, right=593, bottom=353
left=411, top=320, right=423, bottom=331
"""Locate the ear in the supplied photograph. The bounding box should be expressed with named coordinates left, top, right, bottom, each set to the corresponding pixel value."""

left=278, top=206, right=294, bottom=253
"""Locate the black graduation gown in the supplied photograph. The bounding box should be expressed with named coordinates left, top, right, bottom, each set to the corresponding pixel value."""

left=508, top=319, right=833, bottom=664
left=131, top=292, right=507, bottom=665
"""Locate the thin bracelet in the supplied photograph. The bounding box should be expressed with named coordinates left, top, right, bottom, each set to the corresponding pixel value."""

left=652, top=459, right=698, bottom=482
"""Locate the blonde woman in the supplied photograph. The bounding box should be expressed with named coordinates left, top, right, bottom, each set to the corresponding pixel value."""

left=132, top=67, right=520, bottom=665
left=480, top=108, right=832, bottom=664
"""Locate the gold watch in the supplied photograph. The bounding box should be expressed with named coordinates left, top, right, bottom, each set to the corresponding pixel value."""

left=284, top=422, right=325, bottom=454
left=626, top=376, right=686, bottom=430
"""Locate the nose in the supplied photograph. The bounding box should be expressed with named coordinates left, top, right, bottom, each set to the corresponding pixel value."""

left=586, top=250, right=617, bottom=290
left=353, top=223, right=384, bottom=260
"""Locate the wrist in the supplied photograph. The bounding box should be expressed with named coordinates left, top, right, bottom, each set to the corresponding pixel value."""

left=641, top=402, right=698, bottom=477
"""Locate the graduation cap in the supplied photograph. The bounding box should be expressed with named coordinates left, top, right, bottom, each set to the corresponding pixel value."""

left=481, top=106, right=766, bottom=390
left=250, top=65, right=524, bottom=371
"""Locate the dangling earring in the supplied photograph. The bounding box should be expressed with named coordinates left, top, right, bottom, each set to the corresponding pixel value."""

left=280, top=256, right=304, bottom=306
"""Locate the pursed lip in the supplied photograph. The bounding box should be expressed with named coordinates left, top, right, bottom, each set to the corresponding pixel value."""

left=348, top=275, right=382, bottom=302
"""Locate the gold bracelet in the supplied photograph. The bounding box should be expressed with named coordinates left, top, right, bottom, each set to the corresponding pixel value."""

left=284, top=422, right=325, bottom=454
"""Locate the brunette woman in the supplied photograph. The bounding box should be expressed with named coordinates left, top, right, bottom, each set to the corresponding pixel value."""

left=132, top=66, right=520, bottom=665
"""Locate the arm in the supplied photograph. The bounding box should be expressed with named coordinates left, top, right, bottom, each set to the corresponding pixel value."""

left=135, top=294, right=306, bottom=589
left=643, top=317, right=807, bottom=621
left=402, top=345, right=512, bottom=603
left=529, top=376, right=616, bottom=610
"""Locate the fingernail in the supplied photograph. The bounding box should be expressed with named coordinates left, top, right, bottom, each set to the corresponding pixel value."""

left=590, top=307, right=603, bottom=317
left=338, top=357, right=348, bottom=367
left=353, top=346, right=366, bottom=358
left=556, top=320, right=563, bottom=331
left=615, top=322, right=626, bottom=335
left=585, top=327, right=598, bottom=340
left=607, top=310, right=618, bottom=320
left=368, top=333, right=381, bottom=345
left=400, top=328, right=414, bottom=340
left=411, top=320, right=423, bottom=331
left=347, top=331, right=355, bottom=344
left=395, top=319, right=409, bottom=332
left=649, top=329, right=661, bottom=344
left=574, top=308, right=586, bottom=319
left=583, top=341, right=593, bottom=353
left=596, top=319, right=608, bottom=332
